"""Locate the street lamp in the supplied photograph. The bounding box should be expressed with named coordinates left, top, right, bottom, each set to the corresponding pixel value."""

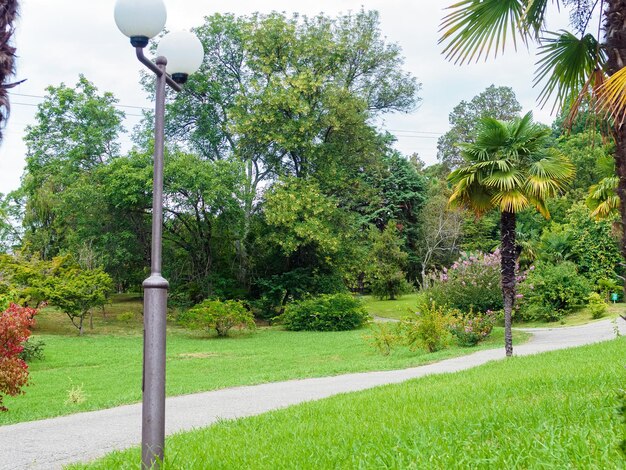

left=114, top=1, right=203, bottom=468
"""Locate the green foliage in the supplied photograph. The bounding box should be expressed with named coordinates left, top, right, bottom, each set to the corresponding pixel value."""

left=448, top=309, right=496, bottom=347
left=598, top=278, right=621, bottom=302
left=401, top=302, right=451, bottom=353
left=18, top=339, right=45, bottom=362
left=368, top=222, right=411, bottom=300
left=281, top=294, right=369, bottom=332
left=565, top=203, right=622, bottom=285
left=518, top=262, right=591, bottom=322
left=363, top=323, right=401, bottom=356
left=587, top=292, right=608, bottom=320
left=45, top=267, right=114, bottom=335
left=180, top=299, right=255, bottom=337
left=425, top=251, right=503, bottom=313
left=437, top=85, right=522, bottom=170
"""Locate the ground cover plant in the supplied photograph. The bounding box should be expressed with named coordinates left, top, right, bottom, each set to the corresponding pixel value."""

left=76, top=337, right=626, bottom=469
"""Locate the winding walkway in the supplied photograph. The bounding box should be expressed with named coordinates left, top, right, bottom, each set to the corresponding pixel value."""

left=1, top=318, right=624, bottom=469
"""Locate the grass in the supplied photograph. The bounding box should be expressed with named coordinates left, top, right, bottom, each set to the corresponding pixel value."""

left=361, top=292, right=424, bottom=320
left=0, top=295, right=529, bottom=425
left=516, top=302, right=626, bottom=328
left=73, top=337, right=626, bottom=469
left=363, top=292, right=626, bottom=328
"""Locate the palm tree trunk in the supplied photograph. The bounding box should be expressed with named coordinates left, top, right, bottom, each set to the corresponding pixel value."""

left=0, top=0, right=19, bottom=140
left=604, top=1, right=626, bottom=293
left=500, top=210, right=516, bottom=357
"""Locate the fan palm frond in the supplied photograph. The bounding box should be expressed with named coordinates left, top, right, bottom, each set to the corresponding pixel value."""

left=587, top=176, right=620, bottom=218
left=439, top=0, right=527, bottom=65
left=534, top=30, right=603, bottom=112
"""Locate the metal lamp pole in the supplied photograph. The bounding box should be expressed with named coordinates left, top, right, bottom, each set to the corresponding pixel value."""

left=136, top=48, right=180, bottom=468
left=114, top=2, right=204, bottom=468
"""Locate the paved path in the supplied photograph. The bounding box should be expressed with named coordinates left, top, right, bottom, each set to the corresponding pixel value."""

left=2, top=318, right=624, bottom=470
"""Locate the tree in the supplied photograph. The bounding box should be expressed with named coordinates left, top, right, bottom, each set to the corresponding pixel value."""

left=20, top=76, right=125, bottom=260
left=46, top=267, right=113, bottom=335
left=368, top=221, right=410, bottom=300
left=437, top=85, right=522, bottom=170
left=439, top=0, right=626, bottom=297
left=415, top=184, right=463, bottom=288
left=0, top=0, right=20, bottom=141
left=0, top=303, right=36, bottom=411
left=156, top=10, right=420, bottom=287
left=449, top=112, right=574, bottom=356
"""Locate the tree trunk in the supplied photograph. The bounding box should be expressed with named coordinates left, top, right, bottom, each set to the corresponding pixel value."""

left=604, top=1, right=626, bottom=294
left=0, top=0, right=19, bottom=141
left=79, top=315, right=84, bottom=336
left=500, top=210, right=516, bottom=357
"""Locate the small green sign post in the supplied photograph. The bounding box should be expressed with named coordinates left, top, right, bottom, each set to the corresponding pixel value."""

left=611, top=293, right=619, bottom=303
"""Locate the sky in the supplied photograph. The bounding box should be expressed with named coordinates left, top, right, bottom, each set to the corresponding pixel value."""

left=0, top=0, right=571, bottom=194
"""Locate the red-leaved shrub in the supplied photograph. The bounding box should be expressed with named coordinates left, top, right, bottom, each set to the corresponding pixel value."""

left=0, top=304, right=37, bottom=411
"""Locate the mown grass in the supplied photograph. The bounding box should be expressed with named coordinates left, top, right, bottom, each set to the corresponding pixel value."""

left=74, top=337, right=626, bottom=470
left=361, top=293, right=424, bottom=320
left=1, top=295, right=528, bottom=425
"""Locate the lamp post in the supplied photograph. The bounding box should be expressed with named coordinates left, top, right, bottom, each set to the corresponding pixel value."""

left=114, top=1, right=203, bottom=468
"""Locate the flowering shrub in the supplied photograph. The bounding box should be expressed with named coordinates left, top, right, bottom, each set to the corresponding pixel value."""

left=425, top=251, right=504, bottom=313
left=448, top=309, right=496, bottom=346
left=0, top=304, right=37, bottom=411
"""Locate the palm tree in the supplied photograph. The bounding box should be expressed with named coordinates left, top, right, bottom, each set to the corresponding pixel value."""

left=0, top=0, right=20, bottom=141
left=449, top=112, right=574, bottom=356
left=439, top=0, right=626, bottom=286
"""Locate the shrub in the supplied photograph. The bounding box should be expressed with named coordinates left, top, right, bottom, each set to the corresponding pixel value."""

left=448, top=309, right=496, bottom=347
left=424, top=251, right=503, bottom=313
left=18, top=338, right=45, bottom=362
left=401, top=302, right=451, bottom=353
left=587, top=292, right=608, bottom=319
left=0, top=304, right=37, bottom=411
left=518, top=262, right=591, bottom=322
left=116, top=311, right=135, bottom=323
left=180, top=299, right=255, bottom=337
left=281, top=294, right=369, bottom=331
left=363, top=323, right=401, bottom=355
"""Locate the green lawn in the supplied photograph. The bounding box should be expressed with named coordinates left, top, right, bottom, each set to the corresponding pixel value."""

left=364, top=292, right=626, bottom=328
left=361, top=292, right=424, bottom=320
left=1, top=296, right=528, bottom=425
left=74, top=337, right=626, bottom=469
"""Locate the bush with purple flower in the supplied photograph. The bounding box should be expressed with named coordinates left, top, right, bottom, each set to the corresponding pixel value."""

left=424, top=251, right=503, bottom=313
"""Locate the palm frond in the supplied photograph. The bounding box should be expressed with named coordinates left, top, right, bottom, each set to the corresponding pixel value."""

left=492, top=189, right=530, bottom=213
left=596, top=66, right=626, bottom=126
left=522, top=0, right=554, bottom=38
left=534, top=30, right=603, bottom=112
left=528, top=195, right=551, bottom=218
left=482, top=169, right=526, bottom=191
left=439, top=0, right=527, bottom=65
left=587, top=176, right=620, bottom=218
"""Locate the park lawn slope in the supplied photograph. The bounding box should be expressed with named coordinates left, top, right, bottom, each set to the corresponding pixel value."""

left=0, top=315, right=527, bottom=425
left=76, top=337, right=626, bottom=469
